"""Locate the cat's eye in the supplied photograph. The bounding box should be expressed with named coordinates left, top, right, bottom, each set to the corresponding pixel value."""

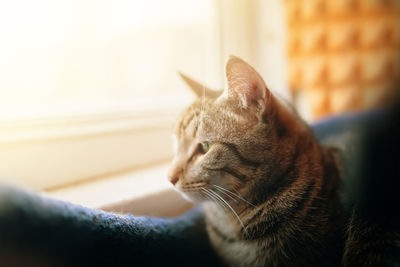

left=200, top=142, right=212, bottom=153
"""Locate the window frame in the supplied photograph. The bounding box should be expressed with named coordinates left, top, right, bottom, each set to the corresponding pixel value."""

left=0, top=0, right=289, bottom=202
left=0, top=110, right=178, bottom=190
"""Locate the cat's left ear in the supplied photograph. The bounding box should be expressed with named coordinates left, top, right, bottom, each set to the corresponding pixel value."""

left=225, top=56, right=271, bottom=112
left=178, top=72, right=222, bottom=98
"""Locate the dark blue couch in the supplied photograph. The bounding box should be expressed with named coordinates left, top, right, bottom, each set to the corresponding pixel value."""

left=1, top=107, right=399, bottom=266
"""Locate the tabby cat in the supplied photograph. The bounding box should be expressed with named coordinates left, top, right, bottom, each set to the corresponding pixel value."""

left=167, top=56, right=399, bottom=266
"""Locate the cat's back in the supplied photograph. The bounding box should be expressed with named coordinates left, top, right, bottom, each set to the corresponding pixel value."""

left=313, top=107, right=400, bottom=266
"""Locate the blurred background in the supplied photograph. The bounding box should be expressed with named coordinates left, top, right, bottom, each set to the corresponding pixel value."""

left=0, top=0, right=398, bottom=215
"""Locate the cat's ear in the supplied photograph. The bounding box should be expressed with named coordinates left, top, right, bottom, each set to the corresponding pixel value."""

left=225, top=56, right=271, bottom=111
left=178, top=72, right=222, bottom=98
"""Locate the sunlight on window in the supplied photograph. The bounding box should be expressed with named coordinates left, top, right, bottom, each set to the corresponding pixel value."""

left=0, top=0, right=288, bottom=191
left=0, top=0, right=221, bottom=121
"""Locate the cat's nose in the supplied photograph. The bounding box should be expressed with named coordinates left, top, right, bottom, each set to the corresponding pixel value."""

left=168, top=168, right=183, bottom=185
left=168, top=175, right=179, bottom=185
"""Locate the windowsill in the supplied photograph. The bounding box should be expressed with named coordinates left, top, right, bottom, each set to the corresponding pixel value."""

left=0, top=111, right=177, bottom=190
left=43, top=163, right=193, bottom=217
left=1, top=109, right=194, bottom=217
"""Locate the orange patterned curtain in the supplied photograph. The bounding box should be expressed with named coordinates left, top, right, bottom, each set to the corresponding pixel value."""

left=284, top=0, right=399, bottom=119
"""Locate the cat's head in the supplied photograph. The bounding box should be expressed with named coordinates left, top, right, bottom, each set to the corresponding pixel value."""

left=168, top=56, right=310, bottom=204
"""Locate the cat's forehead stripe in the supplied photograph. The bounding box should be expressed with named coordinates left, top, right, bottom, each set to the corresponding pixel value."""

left=178, top=108, right=199, bottom=137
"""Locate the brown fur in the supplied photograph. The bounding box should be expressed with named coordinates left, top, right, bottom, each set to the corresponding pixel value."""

left=168, top=56, right=399, bottom=266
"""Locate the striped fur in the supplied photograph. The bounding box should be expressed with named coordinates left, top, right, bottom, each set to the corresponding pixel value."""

left=168, top=56, right=399, bottom=266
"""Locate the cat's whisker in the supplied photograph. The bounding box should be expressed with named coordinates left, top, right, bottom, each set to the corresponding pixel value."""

left=202, top=188, right=221, bottom=204
left=201, top=188, right=215, bottom=203
left=209, top=189, right=248, bottom=234
left=202, top=188, right=215, bottom=201
left=232, top=187, right=257, bottom=207
left=203, top=189, right=230, bottom=214
left=213, top=186, right=239, bottom=203
left=213, top=185, right=256, bottom=207
left=197, top=85, right=207, bottom=132
left=208, top=188, right=248, bottom=234
left=193, top=111, right=199, bottom=128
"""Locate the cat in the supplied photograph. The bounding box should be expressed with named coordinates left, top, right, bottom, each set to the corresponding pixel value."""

left=168, top=56, right=399, bottom=266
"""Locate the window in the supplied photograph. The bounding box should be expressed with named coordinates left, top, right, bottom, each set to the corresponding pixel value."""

left=0, top=0, right=288, bottom=209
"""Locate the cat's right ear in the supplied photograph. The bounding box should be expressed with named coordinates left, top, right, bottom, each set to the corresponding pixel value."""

left=225, top=56, right=272, bottom=112
left=178, top=72, right=221, bottom=98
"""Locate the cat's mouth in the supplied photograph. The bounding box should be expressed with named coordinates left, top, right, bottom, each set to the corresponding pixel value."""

left=177, top=182, right=210, bottom=203
left=178, top=182, right=243, bottom=205
left=178, top=181, right=256, bottom=210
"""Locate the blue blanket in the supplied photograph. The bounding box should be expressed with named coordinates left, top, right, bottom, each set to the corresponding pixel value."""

left=0, top=185, right=221, bottom=266
left=1, top=108, right=398, bottom=266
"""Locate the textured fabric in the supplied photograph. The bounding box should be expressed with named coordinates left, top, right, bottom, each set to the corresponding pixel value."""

left=0, top=187, right=221, bottom=266
left=0, top=108, right=397, bottom=266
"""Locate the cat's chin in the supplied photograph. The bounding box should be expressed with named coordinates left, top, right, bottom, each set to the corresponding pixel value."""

left=171, top=184, right=208, bottom=203
left=178, top=191, right=207, bottom=203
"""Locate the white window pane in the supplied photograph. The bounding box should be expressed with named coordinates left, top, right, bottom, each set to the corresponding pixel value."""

left=0, top=0, right=221, bottom=120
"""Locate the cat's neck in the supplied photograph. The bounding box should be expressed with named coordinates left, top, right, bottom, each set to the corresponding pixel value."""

left=204, top=142, right=342, bottom=241
left=204, top=202, right=241, bottom=240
